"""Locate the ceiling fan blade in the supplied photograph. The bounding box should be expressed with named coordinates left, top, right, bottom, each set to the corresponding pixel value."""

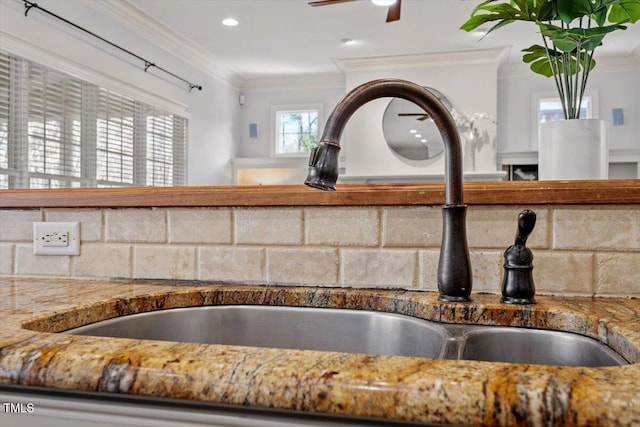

left=386, top=0, right=401, bottom=22
left=309, top=0, right=400, bottom=24
left=398, top=112, right=430, bottom=121
left=308, top=0, right=358, bottom=6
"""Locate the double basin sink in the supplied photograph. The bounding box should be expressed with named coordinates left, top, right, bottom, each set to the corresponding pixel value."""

left=66, top=305, right=628, bottom=367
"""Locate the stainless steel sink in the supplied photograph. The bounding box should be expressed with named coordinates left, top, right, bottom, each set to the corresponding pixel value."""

left=460, top=327, right=627, bottom=367
left=66, top=305, right=449, bottom=359
left=64, top=305, right=629, bottom=367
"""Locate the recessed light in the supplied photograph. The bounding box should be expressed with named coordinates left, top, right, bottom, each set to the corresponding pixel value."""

left=409, top=129, right=417, bottom=133
left=371, top=0, right=396, bottom=6
left=222, top=18, right=239, bottom=27
left=414, top=134, right=422, bottom=138
left=341, top=38, right=357, bottom=46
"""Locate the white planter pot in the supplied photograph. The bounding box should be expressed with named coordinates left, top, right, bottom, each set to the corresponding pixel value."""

left=538, top=119, right=608, bottom=180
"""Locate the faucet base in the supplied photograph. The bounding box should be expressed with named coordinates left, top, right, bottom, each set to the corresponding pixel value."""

left=438, top=295, right=472, bottom=303
left=501, top=296, right=536, bottom=305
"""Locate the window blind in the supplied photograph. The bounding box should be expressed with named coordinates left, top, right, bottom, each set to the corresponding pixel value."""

left=146, top=109, right=186, bottom=186
left=96, top=89, right=136, bottom=186
left=27, top=62, right=83, bottom=188
left=0, top=50, right=187, bottom=189
left=0, top=52, right=9, bottom=188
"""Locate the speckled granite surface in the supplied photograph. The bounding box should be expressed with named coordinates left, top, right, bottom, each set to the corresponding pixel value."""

left=1, top=278, right=639, bottom=426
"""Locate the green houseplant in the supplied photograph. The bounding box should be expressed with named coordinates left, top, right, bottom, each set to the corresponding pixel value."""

left=461, top=0, right=640, bottom=180
left=461, top=0, right=640, bottom=120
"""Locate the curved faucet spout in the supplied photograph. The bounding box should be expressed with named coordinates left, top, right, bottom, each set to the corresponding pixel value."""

left=305, top=79, right=463, bottom=205
left=305, top=78, right=472, bottom=301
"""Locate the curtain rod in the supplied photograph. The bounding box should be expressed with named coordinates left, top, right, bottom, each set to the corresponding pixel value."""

left=23, top=0, right=203, bottom=92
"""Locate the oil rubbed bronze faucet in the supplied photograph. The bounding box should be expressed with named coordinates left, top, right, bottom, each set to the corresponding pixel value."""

left=305, top=79, right=472, bottom=302
left=501, top=209, right=537, bottom=304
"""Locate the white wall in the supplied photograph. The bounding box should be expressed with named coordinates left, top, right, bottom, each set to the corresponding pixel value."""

left=339, top=51, right=502, bottom=178
left=498, top=60, right=640, bottom=153
left=238, top=77, right=345, bottom=158
left=0, top=0, right=239, bottom=185
left=187, top=72, right=240, bottom=185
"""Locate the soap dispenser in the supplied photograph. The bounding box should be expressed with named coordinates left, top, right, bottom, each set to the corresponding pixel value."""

left=501, top=209, right=537, bottom=304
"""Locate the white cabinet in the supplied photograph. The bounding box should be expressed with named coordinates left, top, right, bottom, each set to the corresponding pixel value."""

left=498, top=149, right=640, bottom=180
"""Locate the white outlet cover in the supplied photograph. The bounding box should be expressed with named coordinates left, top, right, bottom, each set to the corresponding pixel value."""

left=33, top=222, right=80, bottom=256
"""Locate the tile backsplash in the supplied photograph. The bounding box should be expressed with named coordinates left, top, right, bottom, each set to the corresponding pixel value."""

left=1, top=205, right=638, bottom=297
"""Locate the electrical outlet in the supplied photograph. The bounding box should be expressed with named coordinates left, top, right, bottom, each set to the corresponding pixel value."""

left=33, top=222, right=80, bottom=256
left=41, top=230, right=69, bottom=246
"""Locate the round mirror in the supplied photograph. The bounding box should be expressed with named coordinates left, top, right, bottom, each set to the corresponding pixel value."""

left=382, top=87, right=454, bottom=162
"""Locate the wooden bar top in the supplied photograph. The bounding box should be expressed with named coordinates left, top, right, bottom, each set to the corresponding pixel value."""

left=0, top=180, right=639, bottom=208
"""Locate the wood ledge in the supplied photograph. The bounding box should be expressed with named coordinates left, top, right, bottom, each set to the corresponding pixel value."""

left=0, top=180, right=639, bottom=208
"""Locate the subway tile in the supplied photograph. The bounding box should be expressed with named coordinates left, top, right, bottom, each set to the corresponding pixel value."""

left=235, top=208, right=302, bottom=245
left=306, top=207, right=380, bottom=247
left=595, top=252, right=640, bottom=296
left=267, top=247, right=338, bottom=286
left=133, top=245, right=196, bottom=280
left=553, top=206, right=640, bottom=250
left=382, top=206, right=441, bottom=247
left=105, top=209, right=166, bottom=243
left=168, top=208, right=232, bottom=244
left=0, top=204, right=635, bottom=300
left=340, top=249, right=417, bottom=288
left=532, top=251, right=594, bottom=295
left=0, top=210, right=42, bottom=242
left=44, top=209, right=103, bottom=242
left=73, top=243, right=131, bottom=278
left=468, top=250, right=504, bottom=294
left=0, top=244, right=14, bottom=275
left=418, top=249, right=440, bottom=290
left=199, top=246, right=265, bottom=283
left=466, top=206, right=549, bottom=249
left=15, top=244, right=70, bottom=277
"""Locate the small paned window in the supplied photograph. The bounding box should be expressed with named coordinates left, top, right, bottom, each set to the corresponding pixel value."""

left=273, top=106, right=321, bottom=156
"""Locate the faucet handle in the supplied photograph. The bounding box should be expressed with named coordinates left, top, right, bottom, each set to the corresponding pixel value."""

left=501, top=209, right=537, bottom=305
left=308, top=145, right=319, bottom=166
left=515, top=209, right=536, bottom=246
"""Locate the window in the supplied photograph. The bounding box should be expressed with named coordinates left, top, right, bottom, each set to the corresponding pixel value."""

left=538, top=97, right=592, bottom=123
left=145, top=109, right=186, bottom=186
left=531, top=91, right=598, bottom=150
left=27, top=64, right=83, bottom=188
left=0, top=51, right=11, bottom=189
left=0, top=50, right=187, bottom=188
left=272, top=105, right=321, bottom=156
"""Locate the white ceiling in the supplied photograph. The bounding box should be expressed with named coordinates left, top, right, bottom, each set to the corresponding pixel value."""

left=122, top=0, right=640, bottom=82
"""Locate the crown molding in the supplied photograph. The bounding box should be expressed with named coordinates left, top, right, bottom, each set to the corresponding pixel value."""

left=84, top=0, right=243, bottom=90
left=241, top=73, right=345, bottom=93
left=499, top=53, right=640, bottom=79
left=334, top=48, right=510, bottom=72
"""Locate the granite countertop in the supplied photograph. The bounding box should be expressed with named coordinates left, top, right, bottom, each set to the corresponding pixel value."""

left=0, top=278, right=639, bottom=426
